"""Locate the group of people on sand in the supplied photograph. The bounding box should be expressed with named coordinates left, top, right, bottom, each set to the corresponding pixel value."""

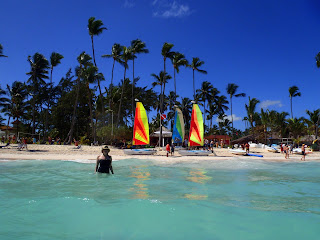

left=166, top=143, right=175, bottom=157
left=280, top=143, right=306, bottom=161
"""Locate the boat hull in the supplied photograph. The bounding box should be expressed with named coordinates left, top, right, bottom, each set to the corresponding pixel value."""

left=123, top=149, right=156, bottom=155
left=178, top=150, right=210, bottom=156
left=229, top=149, right=246, bottom=155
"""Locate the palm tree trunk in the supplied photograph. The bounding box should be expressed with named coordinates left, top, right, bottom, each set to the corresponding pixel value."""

left=65, top=76, right=80, bottom=144
left=203, top=100, right=206, bottom=128
left=290, top=97, right=293, bottom=118
left=231, top=96, right=233, bottom=139
left=109, top=59, right=115, bottom=124
left=91, top=36, right=97, bottom=66
left=174, top=68, right=176, bottom=100
left=132, top=58, right=135, bottom=122
left=6, top=116, right=11, bottom=140
left=117, top=67, right=127, bottom=126
left=193, top=69, right=195, bottom=100
left=91, top=35, right=104, bottom=118
left=32, top=96, right=35, bottom=135
left=87, top=84, right=96, bottom=144
left=45, top=67, right=53, bottom=141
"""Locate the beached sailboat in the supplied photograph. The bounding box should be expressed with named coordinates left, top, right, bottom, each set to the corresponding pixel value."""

left=178, top=103, right=210, bottom=156
left=172, top=108, right=185, bottom=149
left=124, top=102, right=156, bottom=155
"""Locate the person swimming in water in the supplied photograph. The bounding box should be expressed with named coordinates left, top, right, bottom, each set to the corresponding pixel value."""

left=95, top=145, right=114, bottom=174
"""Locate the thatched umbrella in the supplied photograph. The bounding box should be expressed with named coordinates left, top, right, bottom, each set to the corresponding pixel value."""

left=231, top=135, right=255, bottom=145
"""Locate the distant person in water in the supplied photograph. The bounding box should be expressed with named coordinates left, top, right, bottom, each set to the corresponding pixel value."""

left=95, top=145, right=114, bottom=174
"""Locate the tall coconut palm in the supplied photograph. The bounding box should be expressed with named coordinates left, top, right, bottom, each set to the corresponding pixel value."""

left=0, top=44, right=8, bottom=58
left=88, top=17, right=107, bottom=114
left=289, top=85, right=301, bottom=118
left=196, top=81, right=214, bottom=127
left=207, top=95, right=229, bottom=130
left=161, top=43, right=174, bottom=113
left=26, top=53, right=50, bottom=134
left=316, top=52, right=320, bottom=68
left=245, top=97, right=260, bottom=136
left=45, top=52, right=64, bottom=137
left=171, top=52, right=188, bottom=98
left=130, top=39, right=149, bottom=117
left=151, top=71, right=171, bottom=114
left=117, top=46, right=133, bottom=126
left=102, top=43, right=123, bottom=108
left=180, top=97, right=192, bottom=132
left=226, top=83, right=246, bottom=138
left=306, top=109, right=320, bottom=139
left=189, top=57, right=207, bottom=99
left=65, top=52, right=92, bottom=144
left=83, top=65, right=99, bottom=143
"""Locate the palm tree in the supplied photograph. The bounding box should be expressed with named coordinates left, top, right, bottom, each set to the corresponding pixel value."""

left=306, top=109, right=320, bottom=139
left=151, top=71, right=172, bottom=115
left=260, top=108, right=270, bottom=144
left=130, top=39, right=149, bottom=116
left=288, top=85, right=301, bottom=118
left=180, top=97, right=192, bottom=132
left=102, top=43, right=123, bottom=109
left=287, top=117, right=306, bottom=139
left=88, top=17, right=107, bottom=114
left=245, top=97, right=260, bottom=136
left=83, top=65, right=99, bottom=143
left=88, top=17, right=107, bottom=66
left=161, top=43, right=174, bottom=112
left=0, top=44, right=8, bottom=58
left=45, top=52, right=64, bottom=137
left=189, top=57, right=207, bottom=99
left=65, top=52, right=92, bottom=144
left=206, top=95, right=229, bottom=130
left=226, top=83, right=246, bottom=138
left=26, top=53, right=50, bottom=134
left=316, top=52, right=320, bottom=68
left=172, top=52, right=188, bottom=98
left=117, top=46, right=133, bottom=126
left=196, top=81, right=214, bottom=127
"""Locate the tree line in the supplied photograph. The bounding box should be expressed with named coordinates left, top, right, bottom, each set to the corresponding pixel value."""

left=0, top=18, right=320, bottom=145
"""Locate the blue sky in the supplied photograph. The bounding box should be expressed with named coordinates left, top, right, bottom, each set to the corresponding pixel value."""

left=0, top=0, right=320, bottom=130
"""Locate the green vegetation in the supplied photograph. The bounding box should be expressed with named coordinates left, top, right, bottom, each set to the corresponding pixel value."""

left=0, top=22, right=319, bottom=146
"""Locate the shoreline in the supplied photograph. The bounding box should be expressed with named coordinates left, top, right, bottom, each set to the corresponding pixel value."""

left=0, top=144, right=319, bottom=163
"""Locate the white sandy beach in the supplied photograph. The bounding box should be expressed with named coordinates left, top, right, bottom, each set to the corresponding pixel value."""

left=1, top=144, right=319, bottom=163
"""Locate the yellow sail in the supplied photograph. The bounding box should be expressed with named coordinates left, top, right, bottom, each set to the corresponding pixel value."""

left=188, top=104, right=204, bottom=146
left=133, top=102, right=149, bottom=145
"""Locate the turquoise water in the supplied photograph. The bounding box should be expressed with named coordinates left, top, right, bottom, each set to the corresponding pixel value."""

left=0, top=158, right=319, bottom=240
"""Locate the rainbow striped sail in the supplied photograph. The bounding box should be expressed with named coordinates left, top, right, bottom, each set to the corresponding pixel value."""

left=188, top=104, right=204, bottom=147
left=172, top=108, right=185, bottom=143
left=133, top=102, right=150, bottom=145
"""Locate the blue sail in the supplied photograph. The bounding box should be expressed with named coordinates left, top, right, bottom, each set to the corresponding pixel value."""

left=172, top=108, right=185, bottom=143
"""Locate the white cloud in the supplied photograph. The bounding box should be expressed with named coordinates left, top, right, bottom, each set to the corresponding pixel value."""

left=153, top=1, right=191, bottom=18
left=123, top=0, right=135, bottom=8
left=259, top=100, right=283, bottom=109
left=216, top=114, right=242, bottom=123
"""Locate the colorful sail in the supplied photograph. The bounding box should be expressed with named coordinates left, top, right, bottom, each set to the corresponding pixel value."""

left=133, top=102, right=150, bottom=145
left=188, top=104, right=204, bottom=147
left=172, top=108, right=185, bottom=143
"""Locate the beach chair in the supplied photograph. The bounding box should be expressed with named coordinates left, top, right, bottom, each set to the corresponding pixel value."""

left=0, top=143, right=10, bottom=148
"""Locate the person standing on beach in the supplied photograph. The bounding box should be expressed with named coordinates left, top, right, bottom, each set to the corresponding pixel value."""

left=166, top=143, right=170, bottom=157
left=171, top=143, right=175, bottom=156
left=301, top=144, right=306, bottom=161
left=245, top=142, right=250, bottom=154
left=284, top=145, right=289, bottom=159
left=96, top=145, right=114, bottom=174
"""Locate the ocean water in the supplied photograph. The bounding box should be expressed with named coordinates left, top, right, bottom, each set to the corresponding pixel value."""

left=0, top=158, right=319, bottom=240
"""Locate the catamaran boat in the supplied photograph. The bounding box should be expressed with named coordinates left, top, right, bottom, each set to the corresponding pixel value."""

left=178, top=103, right=210, bottom=156
left=124, top=101, right=156, bottom=155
